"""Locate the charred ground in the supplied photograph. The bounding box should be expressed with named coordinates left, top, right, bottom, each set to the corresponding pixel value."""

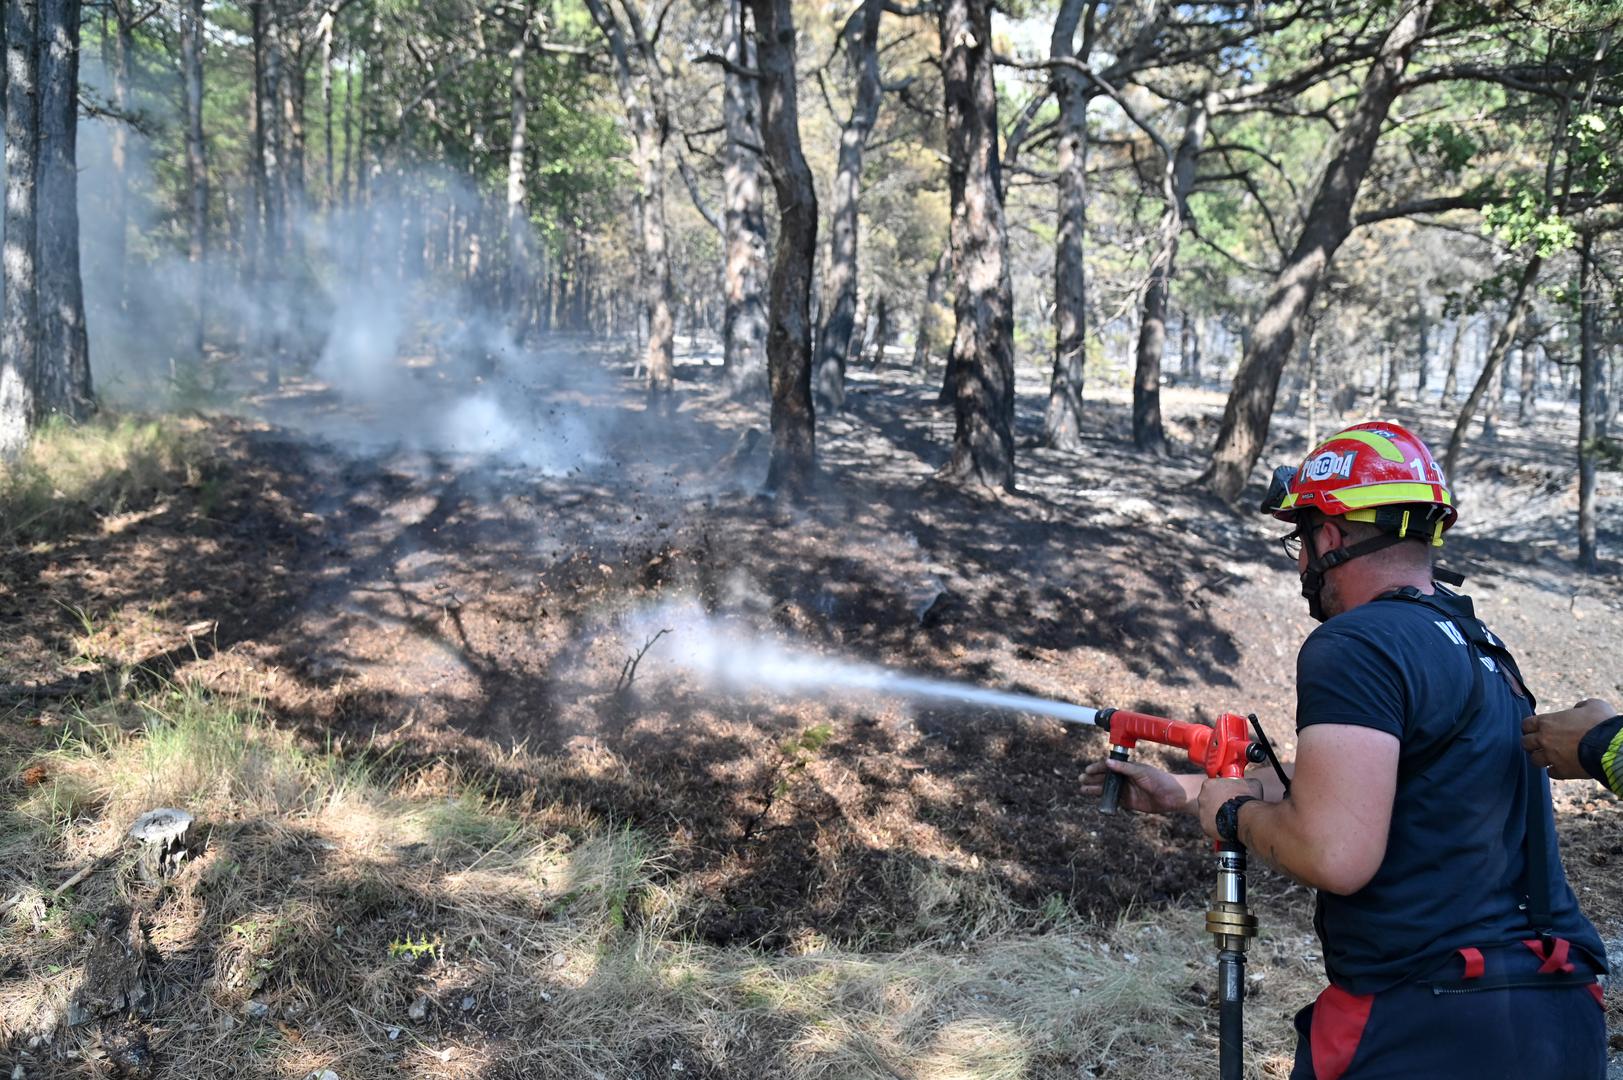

left=4, top=342, right=1621, bottom=1072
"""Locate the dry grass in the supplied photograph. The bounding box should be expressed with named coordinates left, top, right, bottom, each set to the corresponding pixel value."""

left=1, top=687, right=1313, bottom=1079
left=0, top=415, right=205, bottom=544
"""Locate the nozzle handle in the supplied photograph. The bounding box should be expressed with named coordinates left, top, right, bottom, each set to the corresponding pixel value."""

left=1099, top=745, right=1130, bottom=815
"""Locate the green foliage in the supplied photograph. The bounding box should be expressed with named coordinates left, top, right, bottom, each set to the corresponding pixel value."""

left=1568, top=108, right=1620, bottom=189
left=1482, top=187, right=1576, bottom=256
left=1407, top=121, right=1479, bottom=174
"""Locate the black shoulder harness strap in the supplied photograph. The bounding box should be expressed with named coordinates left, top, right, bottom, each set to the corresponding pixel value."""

left=1373, top=587, right=1555, bottom=943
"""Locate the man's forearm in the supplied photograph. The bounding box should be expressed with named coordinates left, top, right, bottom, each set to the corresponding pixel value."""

left=1234, top=797, right=1362, bottom=893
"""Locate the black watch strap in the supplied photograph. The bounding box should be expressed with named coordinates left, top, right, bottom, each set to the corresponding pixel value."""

left=1217, top=795, right=1258, bottom=843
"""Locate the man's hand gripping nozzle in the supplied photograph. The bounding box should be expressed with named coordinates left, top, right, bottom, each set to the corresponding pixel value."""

left=1093, top=708, right=1273, bottom=1080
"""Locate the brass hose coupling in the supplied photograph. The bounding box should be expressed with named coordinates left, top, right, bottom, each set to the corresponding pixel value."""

left=1208, top=844, right=1259, bottom=952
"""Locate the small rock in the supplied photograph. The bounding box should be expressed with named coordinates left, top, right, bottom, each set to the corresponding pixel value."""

left=460, top=995, right=475, bottom=1012
left=387, top=1027, right=401, bottom=1041
left=302, top=1071, right=340, bottom=1080
left=549, top=952, right=567, bottom=969
left=407, top=995, right=430, bottom=1022
left=13, top=1064, right=26, bottom=1079
left=244, top=1001, right=269, bottom=1021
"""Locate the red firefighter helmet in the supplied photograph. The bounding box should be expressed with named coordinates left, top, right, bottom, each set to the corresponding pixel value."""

left=1261, top=421, right=1456, bottom=544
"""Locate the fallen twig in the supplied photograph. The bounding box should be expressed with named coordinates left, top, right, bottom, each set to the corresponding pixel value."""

left=53, top=859, right=104, bottom=898
left=615, top=628, right=671, bottom=692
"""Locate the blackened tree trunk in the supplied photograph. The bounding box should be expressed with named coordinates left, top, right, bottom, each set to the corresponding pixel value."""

left=813, top=0, right=883, bottom=413
left=748, top=0, right=817, bottom=498
left=1443, top=254, right=1541, bottom=478
left=37, top=0, right=90, bottom=418
left=1, top=0, right=40, bottom=457
left=1577, top=233, right=1599, bottom=570
left=938, top=0, right=1014, bottom=490
left=180, top=0, right=208, bottom=360
left=1132, top=101, right=1207, bottom=453
left=914, top=242, right=949, bottom=374
left=721, top=0, right=768, bottom=399
left=1201, top=0, right=1435, bottom=501
left=1042, top=0, right=1087, bottom=449
left=869, top=293, right=889, bottom=363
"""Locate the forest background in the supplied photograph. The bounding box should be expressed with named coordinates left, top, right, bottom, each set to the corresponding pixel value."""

left=0, top=0, right=1620, bottom=522
left=1, top=0, right=1622, bottom=1076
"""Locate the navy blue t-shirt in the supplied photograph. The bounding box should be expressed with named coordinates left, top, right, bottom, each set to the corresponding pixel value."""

left=1295, top=590, right=1606, bottom=994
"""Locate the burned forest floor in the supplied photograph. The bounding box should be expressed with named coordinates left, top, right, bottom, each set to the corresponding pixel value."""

left=3, top=338, right=1621, bottom=1079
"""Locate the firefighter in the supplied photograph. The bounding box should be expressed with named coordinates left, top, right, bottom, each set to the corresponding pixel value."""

left=1523, top=697, right=1623, bottom=798
left=1084, top=420, right=1608, bottom=1080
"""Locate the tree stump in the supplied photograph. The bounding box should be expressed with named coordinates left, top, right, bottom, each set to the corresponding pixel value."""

left=128, top=808, right=195, bottom=885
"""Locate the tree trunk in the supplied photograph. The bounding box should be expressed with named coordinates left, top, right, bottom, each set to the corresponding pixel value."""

left=937, top=0, right=1014, bottom=489
left=635, top=125, right=675, bottom=393
left=1189, top=313, right=1203, bottom=382
left=320, top=8, right=334, bottom=206
left=1518, top=324, right=1537, bottom=422
left=1306, top=322, right=1320, bottom=447
left=1443, top=254, right=1541, bottom=478
left=36, top=0, right=91, bottom=419
left=357, top=38, right=371, bottom=213
left=813, top=0, right=883, bottom=413
left=506, top=0, right=537, bottom=339
left=748, top=0, right=817, bottom=498
left=180, top=0, right=207, bottom=360
left=583, top=0, right=675, bottom=395
left=1201, top=0, right=1434, bottom=501
left=1, top=0, right=40, bottom=457
left=1577, top=233, right=1598, bottom=570
left=1132, top=101, right=1207, bottom=453
left=914, top=243, right=949, bottom=374
left=340, top=46, right=353, bottom=209
left=870, top=292, right=889, bottom=364
left=1416, top=297, right=1430, bottom=396
left=1382, top=340, right=1399, bottom=406
left=1482, top=350, right=1502, bottom=442
left=1442, top=316, right=1464, bottom=401
left=105, top=0, right=133, bottom=312
left=287, top=42, right=306, bottom=218
left=1042, top=0, right=1088, bottom=449
left=721, top=0, right=768, bottom=399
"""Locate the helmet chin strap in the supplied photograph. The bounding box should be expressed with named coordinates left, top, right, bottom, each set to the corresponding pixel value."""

left=1299, top=532, right=1406, bottom=623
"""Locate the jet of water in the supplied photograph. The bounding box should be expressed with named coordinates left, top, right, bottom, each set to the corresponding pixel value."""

left=635, top=604, right=1102, bottom=727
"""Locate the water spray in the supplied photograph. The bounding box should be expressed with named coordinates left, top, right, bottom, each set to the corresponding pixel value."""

left=639, top=614, right=1286, bottom=1080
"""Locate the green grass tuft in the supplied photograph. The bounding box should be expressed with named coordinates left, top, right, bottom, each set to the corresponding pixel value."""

left=0, top=414, right=203, bottom=543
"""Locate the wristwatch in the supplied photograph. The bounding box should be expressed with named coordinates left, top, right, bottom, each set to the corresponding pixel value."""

left=1215, top=795, right=1258, bottom=844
